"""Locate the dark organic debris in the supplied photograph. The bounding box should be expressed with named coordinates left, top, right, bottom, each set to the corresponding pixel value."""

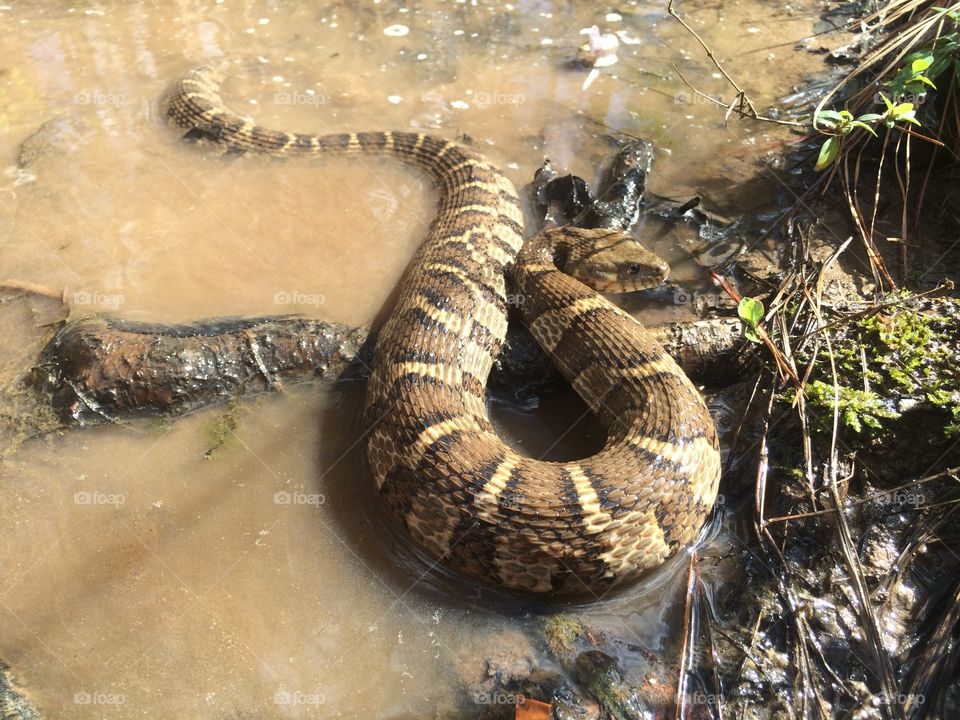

left=531, top=140, right=655, bottom=232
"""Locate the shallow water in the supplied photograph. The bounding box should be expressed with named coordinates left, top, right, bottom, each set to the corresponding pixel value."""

left=1, top=1, right=827, bottom=717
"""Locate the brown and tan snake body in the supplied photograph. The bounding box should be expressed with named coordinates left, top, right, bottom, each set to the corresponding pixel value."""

left=165, top=66, right=721, bottom=596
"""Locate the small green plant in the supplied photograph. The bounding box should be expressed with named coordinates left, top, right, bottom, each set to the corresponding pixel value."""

left=813, top=97, right=920, bottom=170
left=812, top=11, right=959, bottom=170
left=887, top=11, right=960, bottom=99
left=738, top=296, right=764, bottom=343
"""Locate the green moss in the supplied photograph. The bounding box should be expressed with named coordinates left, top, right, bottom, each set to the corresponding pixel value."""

left=148, top=414, right=174, bottom=434
left=927, top=386, right=960, bottom=436
left=574, top=651, right=644, bottom=720
left=203, top=399, right=245, bottom=459
left=543, top=614, right=584, bottom=658
left=804, top=380, right=899, bottom=434
left=798, top=298, right=960, bottom=440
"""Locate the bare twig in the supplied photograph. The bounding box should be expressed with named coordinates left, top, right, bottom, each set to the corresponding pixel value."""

left=674, top=552, right=699, bottom=720
left=672, top=65, right=804, bottom=128
left=667, top=1, right=805, bottom=128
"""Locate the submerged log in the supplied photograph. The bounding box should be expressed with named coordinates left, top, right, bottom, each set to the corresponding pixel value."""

left=30, top=314, right=747, bottom=424
left=29, top=316, right=371, bottom=423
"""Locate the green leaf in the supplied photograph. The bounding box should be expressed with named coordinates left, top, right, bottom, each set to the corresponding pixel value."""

left=915, top=74, right=937, bottom=89
left=857, top=113, right=882, bottom=123
left=897, top=111, right=921, bottom=126
left=814, top=109, right=843, bottom=129
left=928, top=36, right=957, bottom=72
left=738, top=296, right=764, bottom=327
left=850, top=120, right=878, bottom=137
left=816, top=109, right=843, bottom=122
left=927, top=48, right=959, bottom=80
left=879, top=92, right=894, bottom=112
left=815, top=136, right=841, bottom=170
left=744, top=328, right=762, bottom=344
left=911, top=56, right=933, bottom=74
left=891, top=103, right=921, bottom=126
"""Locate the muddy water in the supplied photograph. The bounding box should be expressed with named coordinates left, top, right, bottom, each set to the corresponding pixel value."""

left=1, top=2, right=825, bottom=717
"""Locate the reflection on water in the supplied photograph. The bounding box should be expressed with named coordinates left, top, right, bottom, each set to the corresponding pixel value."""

left=1, top=1, right=826, bottom=717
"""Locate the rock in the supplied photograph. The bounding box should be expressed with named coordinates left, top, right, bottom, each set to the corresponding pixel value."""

left=454, top=629, right=538, bottom=712
left=17, top=115, right=87, bottom=169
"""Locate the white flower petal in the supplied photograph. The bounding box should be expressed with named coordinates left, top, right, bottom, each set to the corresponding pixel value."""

left=582, top=67, right=600, bottom=91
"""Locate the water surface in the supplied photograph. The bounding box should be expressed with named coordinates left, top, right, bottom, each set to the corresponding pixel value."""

left=0, top=2, right=828, bottom=717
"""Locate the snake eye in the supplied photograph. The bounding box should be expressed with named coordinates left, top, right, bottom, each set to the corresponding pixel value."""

left=627, top=263, right=641, bottom=275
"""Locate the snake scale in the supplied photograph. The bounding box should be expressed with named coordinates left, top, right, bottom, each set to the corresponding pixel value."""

left=165, top=66, right=721, bottom=596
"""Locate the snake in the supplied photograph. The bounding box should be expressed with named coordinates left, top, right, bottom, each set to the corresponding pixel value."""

left=165, top=65, right=722, bottom=596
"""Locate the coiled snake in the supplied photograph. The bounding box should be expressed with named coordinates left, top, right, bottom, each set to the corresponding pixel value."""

left=165, top=66, right=721, bottom=596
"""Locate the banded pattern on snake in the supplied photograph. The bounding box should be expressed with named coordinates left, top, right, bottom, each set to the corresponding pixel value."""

left=165, top=65, right=721, bottom=596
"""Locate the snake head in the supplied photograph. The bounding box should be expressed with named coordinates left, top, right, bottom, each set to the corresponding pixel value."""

left=563, top=228, right=670, bottom=293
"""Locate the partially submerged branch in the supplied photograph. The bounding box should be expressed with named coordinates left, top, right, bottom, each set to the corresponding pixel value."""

left=29, top=316, right=371, bottom=423
left=30, top=314, right=747, bottom=425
